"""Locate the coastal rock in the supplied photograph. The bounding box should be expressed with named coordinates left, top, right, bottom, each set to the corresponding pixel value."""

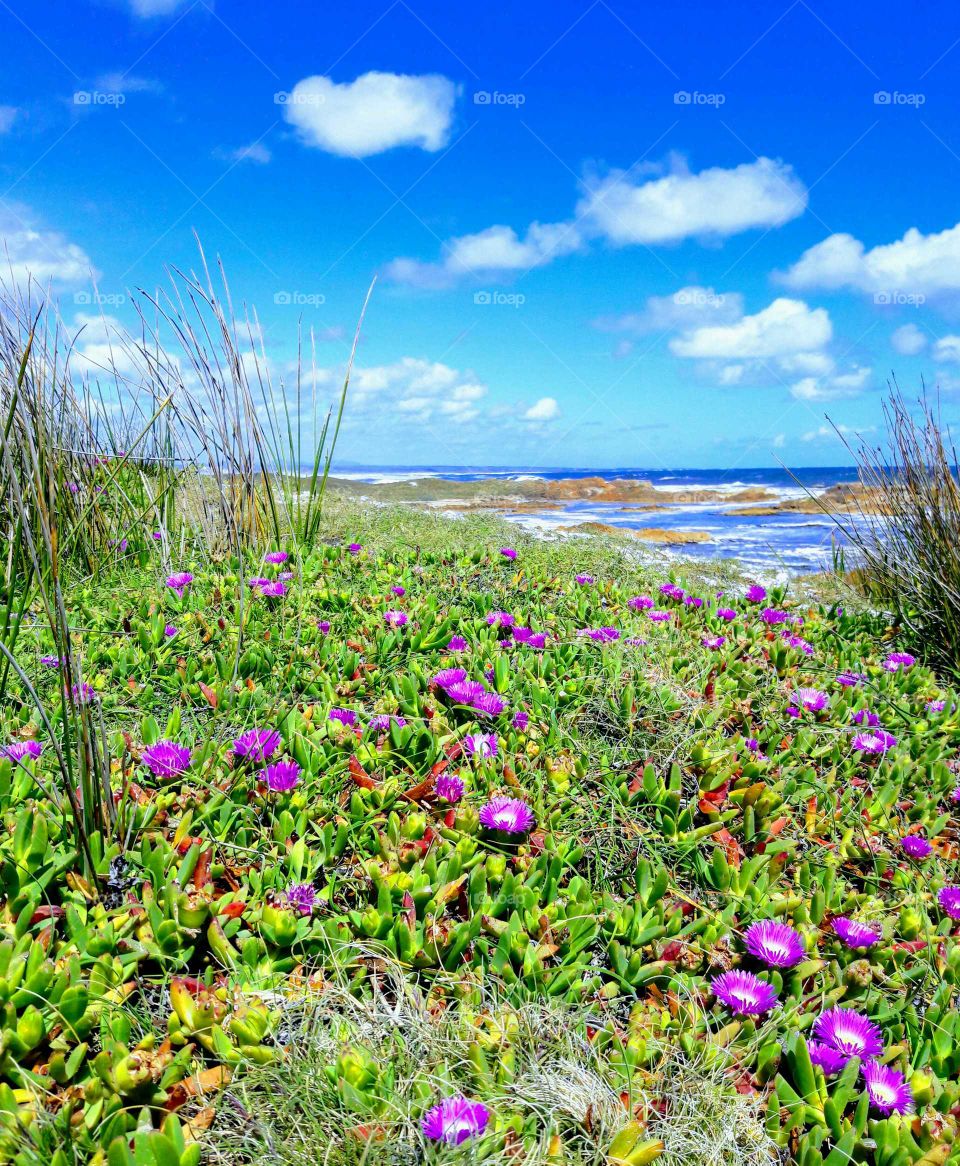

left=561, top=522, right=712, bottom=545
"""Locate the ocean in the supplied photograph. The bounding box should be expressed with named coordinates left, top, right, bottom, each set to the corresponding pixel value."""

left=331, top=465, right=868, bottom=577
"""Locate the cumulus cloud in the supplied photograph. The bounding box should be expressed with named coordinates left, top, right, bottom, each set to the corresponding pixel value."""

left=891, top=323, right=927, bottom=356
left=670, top=297, right=832, bottom=359
left=0, top=106, right=18, bottom=133
left=933, top=335, right=960, bottom=362
left=578, top=156, right=806, bottom=246
left=595, top=286, right=744, bottom=335
left=522, top=396, right=560, bottom=422
left=283, top=71, right=457, bottom=158
left=781, top=221, right=960, bottom=298
left=789, top=365, right=871, bottom=401
left=346, top=357, right=487, bottom=423
left=0, top=204, right=96, bottom=288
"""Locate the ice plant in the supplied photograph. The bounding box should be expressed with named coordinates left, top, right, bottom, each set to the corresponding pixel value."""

left=436, top=774, right=465, bottom=803
left=142, top=740, right=191, bottom=779
left=710, top=970, right=778, bottom=1016
left=40, top=655, right=62, bottom=668
left=837, top=671, right=866, bottom=687
left=702, top=634, right=726, bottom=650
left=795, top=687, right=829, bottom=712
left=233, top=729, right=282, bottom=763
left=807, top=1040, right=848, bottom=1075
left=883, top=651, right=915, bottom=672
left=472, top=691, right=508, bottom=716
left=259, top=581, right=286, bottom=599
left=901, top=834, right=933, bottom=859
left=263, top=759, right=300, bottom=793
left=316, top=619, right=331, bottom=635
left=70, top=682, right=96, bottom=706
left=433, top=668, right=467, bottom=689
left=832, top=917, right=882, bottom=948
left=446, top=680, right=487, bottom=705
left=512, top=710, right=529, bottom=731
left=486, top=611, right=515, bottom=628
left=852, top=729, right=897, bottom=754
left=628, top=595, right=654, bottom=610
left=264, top=551, right=288, bottom=564
left=743, top=920, right=804, bottom=968
left=861, top=1062, right=913, bottom=1115
left=851, top=708, right=881, bottom=728
left=347, top=543, right=362, bottom=554
left=369, top=714, right=406, bottom=730
left=164, top=624, right=178, bottom=638
left=716, top=607, right=737, bottom=621
left=285, top=882, right=316, bottom=916
left=812, top=1008, right=883, bottom=1062
left=463, top=733, right=498, bottom=759
left=937, top=886, right=960, bottom=919
left=745, top=584, right=767, bottom=602
left=329, top=708, right=358, bottom=727
left=760, top=608, right=788, bottom=625
left=781, top=632, right=814, bottom=655
left=165, top=571, right=194, bottom=597
left=422, top=1097, right=490, bottom=1145
left=390, top=585, right=406, bottom=596
left=479, top=796, right=534, bottom=833
left=499, top=547, right=517, bottom=560
left=1, top=741, right=43, bottom=764
left=647, top=610, right=672, bottom=622
left=575, top=573, right=594, bottom=585
left=447, top=635, right=468, bottom=650
left=384, top=610, right=408, bottom=627
left=660, top=583, right=684, bottom=601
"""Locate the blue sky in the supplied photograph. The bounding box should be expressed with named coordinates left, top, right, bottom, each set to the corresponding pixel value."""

left=2, top=0, right=960, bottom=470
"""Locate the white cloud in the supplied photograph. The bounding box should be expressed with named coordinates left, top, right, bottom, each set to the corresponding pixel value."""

left=578, top=156, right=807, bottom=246
left=215, top=142, right=272, bottom=165
left=781, top=221, right=960, bottom=297
left=347, top=357, right=487, bottom=423
left=124, top=0, right=190, bottom=15
left=0, top=106, right=18, bottom=134
left=0, top=204, right=96, bottom=288
left=595, top=285, right=744, bottom=334
left=933, top=335, right=960, bottom=362
left=802, top=423, right=873, bottom=443
left=522, top=396, right=560, bottom=422
left=778, top=351, right=836, bottom=376
left=670, top=297, right=832, bottom=359
left=891, top=323, right=927, bottom=356
left=283, top=71, right=457, bottom=158
left=790, top=365, right=871, bottom=401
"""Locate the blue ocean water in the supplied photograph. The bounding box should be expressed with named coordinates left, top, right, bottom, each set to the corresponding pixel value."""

left=332, top=465, right=868, bottom=577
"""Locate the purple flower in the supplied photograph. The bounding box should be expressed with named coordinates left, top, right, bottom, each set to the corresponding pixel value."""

left=329, top=708, right=358, bottom=727
left=40, top=655, right=62, bottom=668
left=263, top=759, right=300, bottom=792
left=862, top=1062, right=913, bottom=1116
left=760, top=608, right=788, bottom=626
left=390, top=585, right=406, bottom=597
left=264, top=551, right=288, bottom=565
left=744, top=920, right=804, bottom=968
left=937, top=886, right=960, bottom=919
left=832, top=917, right=882, bottom=948
left=628, top=596, right=654, bottom=610
left=347, top=543, right=362, bottom=555
left=433, top=668, right=467, bottom=689
left=499, top=547, right=517, bottom=560
left=837, top=671, right=866, bottom=687
left=745, top=585, right=767, bottom=603
left=852, top=730, right=897, bottom=754
left=446, top=680, right=487, bottom=705
left=807, top=1040, right=849, bottom=1075
left=575, top=573, right=594, bottom=585
left=647, top=610, right=672, bottom=623
left=370, top=714, right=406, bottom=731
left=926, top=699, right=946, bottom=713
left=479, top=796, right=534, bottom=833
left=1, top=741, right=43, bottom=765
left=472, top=691, right=508, bottom=716
left=422, top=1097, right=490, bottom=1145
left=278, top=571, right=295, bottom=582
left=702, top=634, right=726, bottom=650
left=710, top=970, right=778, bottom=1016
left=447, top=635, right=468, bottom=651
left=70, top=682, right=96, bottom=706
left=512, top=710, right=529, bottom=731
left=660, top=583, right=685, bottom=601
left=67, top=481, right=80, bottom=494
left=164, top=623, right=178, bottom=638
left=716, top=607, right=737, bottom=621
left=782, top=633, right=814, bottom=655
left=579, top=627, right=621, bottom=643
left=286, top=882, right=316, bottom=915
left=744, top=737, right=768, bottom=760
left=142, top=740, right=191, bottom=779
left=795, top=687, right=830, bottom=713
left=851, top=708, right=881, bottom=728
left=316, top=619, right=331, bottom=635
left=684, top=595, right=704, bottom=609
left=436, top=774, right=465, bottom=804
left=152, top=530, right=163, bottom=540
left=513, top=627, right=547, bottom=648
left=110, top=537, right=128, bottom=553
left=812, top=1008, right=883, bottom=1061
left=463, top=733, right=498, bottom=759
left=166, top=571, right=194, bottom=597
left=785, top=705, right=801, bottom=719
left=624, top=637, right=647, bottom=646
left=259, top=580, right=287, bottom=599
left=233, top=728, right=282, bottom=763
left=384, top=610, right=408, bottom=628
left=883, top=652, right=916, bottom=672
left=486, top=611, right=515, bottom=628
left=901, top=834, right=933, bottom=859
left=248, top=576, right=270, bottom=589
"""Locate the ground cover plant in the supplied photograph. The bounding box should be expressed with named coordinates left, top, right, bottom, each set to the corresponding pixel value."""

left=0, top=499, right=958, bottom=1166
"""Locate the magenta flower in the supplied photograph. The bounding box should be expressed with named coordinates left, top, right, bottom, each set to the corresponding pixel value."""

left=164, top=623, right=178, bottom=638
left=901, top=834, right=933, bottom=859
left=807, top=1040, right=848, bottom=1075
left=446, top=680, right=487, bottom=705
left=781, top=633, right=814, bottom=655
left=463, top=733, right=498, bottom=759
left=852, top=729, right=897, bottom=754
left=812, top=1008, right=883, bottom=1062
left=660, top=583, right=684, bottom=601
left=248, top=576, right=270, bottom=589
left=851, top=708, right=881, bottom=728
left=317, top=619, right=331, bottom=635
left=744, top=920, right=804, bottom=968
left=837, top=671, right=866, bottom=687
left=369, top=714, right=406, bottom=731
left=832, top=917, right=882, bottom=948
left=152, top=530, right=162, bottom=540
left=40, top=655, right=62, bottom=668
left=259, top=580, right=287, bottom=599
left=702, top=634, right=726, bottom=650
left=70, top=682, right=96, bottom=706
left=278, top=571, right=294, bottom=582
left=883, top=652, right=916, bottom=672
left=716, top=607, right=737, bottom=621
left=684, top=595, right=704, bottom=609
left=926, top=699, right=946, bottom=713
left=486, top=611, right=515, bottom=628
left=384, top=610, right=408, bottom=628
left=422, top=1097, right=490, bottom=1145
left=575, top=573, right=594, bottom=585
left=447, top=635, right=468, bottom=651
left=745, top=585, right=767, bottom=602
left=142, top=740, right=191, bottom=779
left=263, top=759, right=300, bottom=792
left=1, top=741, right=43, bottom=765
left=286, top=882, right=316, bottom=915
left=744, top=737, right=768, bottom=760
left=264, top=551, right=288, bottom=565
left=760, top=608, right=789, bottom=626
left=579, top=627, right=620, bottom=643
left=473, top=691, right=509, bottom=716
left=628, top=596, right=654, bottom=610
left=233, top=728, right=282, bottom=763
left=499, top=547, right=517, bottom=560
left=937, top=886, right=960, bottom=919
left=647, top=610, right=672, bottom=622
left=433, top=668, right=467, bottom=689
left=795, top=687, right=829, bottom=713
left=390, top=585, right=406, bottom=597
left=512, top=710, right=529, bottom=731
left=479, top=796, right=535, bottom=833
left=862, top=1062, right=913, bottom=1115
left=166, top=571, right=194, bottom=597
left=329, top=708, right=358, bottom=727
left=436, top=774, right=465, bottom=804
left=347, top=543, right=362, bottom=555
left=710, top=970, right=778, bottom=1016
